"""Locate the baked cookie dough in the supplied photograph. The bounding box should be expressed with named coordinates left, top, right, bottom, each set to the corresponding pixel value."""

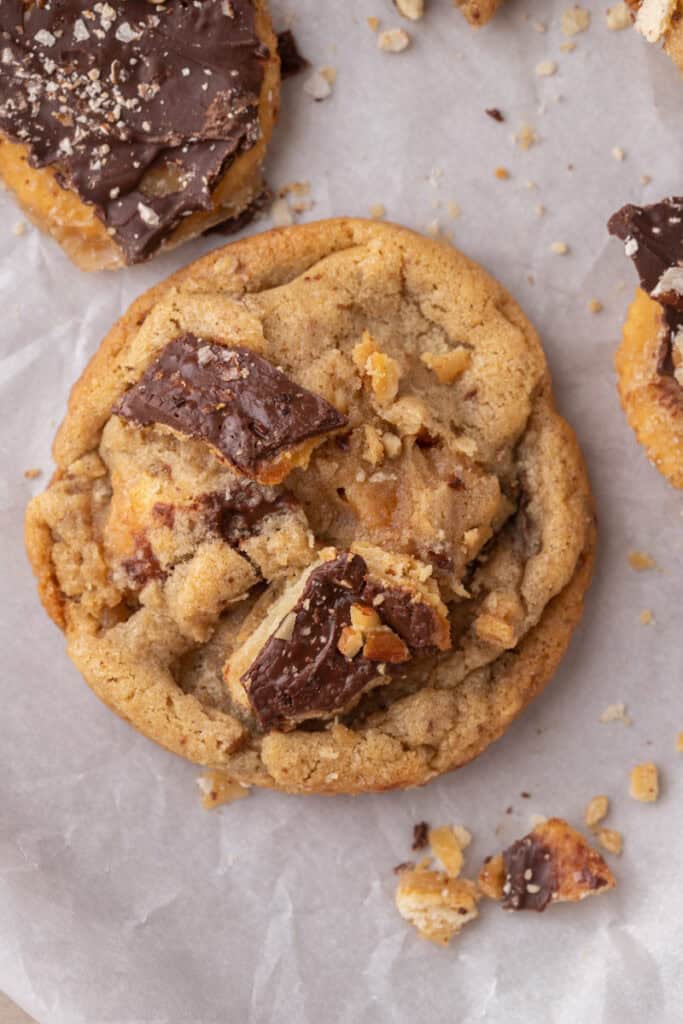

left=26, top=219, right=596, bottom=795
left=454, top=0, right=502, bottom=27
left=608, top=197, right=683, bottom=488
left=0, top=1, right=279, bottom=271
left=627, top=0, right=683, bottom=74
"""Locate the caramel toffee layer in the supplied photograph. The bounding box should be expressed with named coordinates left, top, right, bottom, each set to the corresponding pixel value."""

left=115, top=335, right=348, bottom=478
left=502, top=835, right=557, bottom=912
left=244, top=553, right=450, bottom=731
left=0, top=1, right=267, bottom=262
left=609, top=196, right=683, bottom=374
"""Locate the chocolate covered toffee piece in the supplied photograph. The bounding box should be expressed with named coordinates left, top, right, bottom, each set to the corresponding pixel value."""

left=478, top=818, right=616, bottom=911
left=608, top=197, right=683, bottom=487
left=626, top=0, right=683, bottom=75
left=0, top=1, right=279, bottom=270
left=25, top=219, right=595, bottom=794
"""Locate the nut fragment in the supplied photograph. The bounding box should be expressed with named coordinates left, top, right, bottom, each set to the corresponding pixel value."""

left=197, top=771, right=250, bottom=810
left=378, top=27, right=411, bottom=51
left=350, top=603, right=382, bottom=632
left=474, top=612, right=516, bottom=649
left=585, top=795, right=609, bottom=828
left=429, top=826, right=465, bottom=877
left=395, top=868, right=479, bottom=945
left=629, top=762, right=659, bottom=802
left=352, top=333, right=403, bottom=405
left=420, top=348, right=470, bottom=384
left=363, top=628, right=410, bottom=663
left=337, top=625, right=363, bottom=659
left=597, top=828, right=623, bottom=856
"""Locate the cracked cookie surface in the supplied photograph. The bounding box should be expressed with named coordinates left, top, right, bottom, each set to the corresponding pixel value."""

left=26, top=218, right=595, bottom=794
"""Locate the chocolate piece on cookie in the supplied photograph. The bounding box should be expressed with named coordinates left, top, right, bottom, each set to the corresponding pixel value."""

left=227, top=548, right=451, bottom=730
left=26, top=219, right=595, bottom=792
left=480, top=818, right=616, bottom=911
left=608, top=197, right=683, bottom=487
left=115, top=335, right=348, bottom=485
left=0, top=1, right=279, bottom=270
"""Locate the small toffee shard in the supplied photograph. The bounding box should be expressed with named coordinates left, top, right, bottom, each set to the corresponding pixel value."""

left=497, top=818, right=615, bottom=913
left=608, top=197, right=683, bottom=304
left=243, top=552, right=451, bottom=731
left=115, top=335, right=347, bottom=484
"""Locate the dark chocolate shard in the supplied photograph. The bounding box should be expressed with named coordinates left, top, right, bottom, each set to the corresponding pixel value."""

left=122, top=536, right=164, bottom=588
left=0, top=1, right=269, bottom=263
left=115, top=335, right=347, bottom=482
left=200, top=482, right=296, bottom=545
left=608, top=197, right=683, bottom=301
left=501, top=835, right=556, bottom=912
left=243, top=551, right=451, bottom=731
left=277, top=29, right=309, bottom=79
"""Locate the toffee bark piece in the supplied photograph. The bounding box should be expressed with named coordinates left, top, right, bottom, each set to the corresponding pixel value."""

left=0, top=0, right=277, bottom=266
left=608, top=198, right=683, bottom=303
left=115, top=335, right=348, bottom=484
left=233, top=550, right=452, bottom=730
left=487, top=818, right=616, bottom=912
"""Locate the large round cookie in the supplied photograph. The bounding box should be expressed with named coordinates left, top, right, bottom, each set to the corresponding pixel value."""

left=609, top=197, right=683, bottom=489
left=0, top=1, right=279, bottom=271
left=26, top=219, right=596, bottom=794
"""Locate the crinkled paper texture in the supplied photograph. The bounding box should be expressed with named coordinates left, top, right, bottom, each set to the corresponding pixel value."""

left=1, top=1, right=682, bottom=1021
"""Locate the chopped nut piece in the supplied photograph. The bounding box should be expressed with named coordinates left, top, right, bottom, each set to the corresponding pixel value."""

left=363, top=627, right=410, bottom=663
left=394, top=0, right=425, bottom=19
left=337, top=625, right=363, bottom=659
left=363, top=424, right=386, bottom=466
left=561, top=5, right=591, bottom=36
left=490, top=818, right=616, bottom=912
left=429, top=826, right=465, bottom=877
left=452, top=824, right=472, bottom=849
left=395, top=868, right=479, bottom=945
left=585, top=795, right=609, bottom=828
left=378, top=27, right=411, bottom=51
left=606, top=2, right=632, bottom=29
left=197, top=771, right=250, bottom=810
left=629, top=762, right=659, bottom=802
left=474, top=612, right=516, bottom=649
left=478, top=853, right=505, bottom=900
left=628, top=550, right=657, bottom=571
left=535, top=60, right=557, bottom=77
left=589, top=298, right=603, bottom=314
left=600, top=702, right=633, bottom=725
left=551, top=241, right=569, bottom=255
left=421, top=348, right=470, bottom=384
left=597, top=828, right=623, bottom=856
left=350, top=603, right=382, bottom=632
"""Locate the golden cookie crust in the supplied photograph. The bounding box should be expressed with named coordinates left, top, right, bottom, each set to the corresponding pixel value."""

left=0, top=1, right=279, bottom=271
left=615, top=288, right=683, bottom=489
left=25, top=219, right=596, bottom=794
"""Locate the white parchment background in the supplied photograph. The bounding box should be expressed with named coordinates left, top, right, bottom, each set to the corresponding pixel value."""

left=1, top=1, right=682, bottom=1021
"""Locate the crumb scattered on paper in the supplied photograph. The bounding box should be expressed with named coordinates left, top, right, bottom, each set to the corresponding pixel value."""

left=606, top=2, right=632, bottom=29
left=378, top=27, right=411, bottom=51
left=23, top=467, right=42, bottom=479
left=585, top=795, right=609, bottom=828
left=629, top=762, right=659, bottom=802
left=628, top=550, right=657, bottom=571
left=600, top=702, right=633, bottom=725
left=197, top=771, right=251, bottom=810
left=562, top=5, right=591, bottom=36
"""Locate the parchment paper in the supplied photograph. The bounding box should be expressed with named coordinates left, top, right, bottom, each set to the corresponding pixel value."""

left=1, top=2, right=682, bottom=1021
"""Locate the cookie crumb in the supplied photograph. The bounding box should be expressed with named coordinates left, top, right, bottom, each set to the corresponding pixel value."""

left=535, top=60, right=557, bottom=77
left=600, top=702, right=632, bottom=725
left=197, top=771, right=250, bottom=810
left=535, top=204, right=546, bottom=217
left=516, top=122, right=537, bottom=150
left=478, top=853, right=505, bottom=900
left=367, top=16, right=380, bottom=31
left=561, top=5, right=591, bottom=36
left=628, top=550, right=657, bottom=571
left=369, top=203, right=386, bottom=219
left=589, top=298, right=603, bottom=313
left=270, top=197, right=293, bottom=227
left=640, top=174, right=652, bottom=185
left=421, top=348, right=470, bottom=384
left=12, top=221, right=26, bottom=236
left=378, top=27, right=411, bottom=51
left=676, top=732, right=683, bottom=752
left=429, top=825, right=465, bottom=877
left=629, top=762, right=659, bottom=802
left=550, top=241, right=569, bottom=255
left=395, top=868, right=479, bottom=945
left=606, top=2, right=632, bottom=29
left=597, top=827, right=623, bottom=856
left=585, top=795, right=609, bottom=828
left=528, top=813, right=547, bottom=828
left=412, top=820, right=430, bottom=850
left=486, top=107, right=505, bottom=122
left=612, top=146, right=626, bottom=161
left=560, top=39, right=577, bottom=51
left=639, top=608, right=654, bottom=625
left=394, top=0, right=425, bottom=19
left=303, top=69, right=333, bottom=101
left=23, top=467, right=42, bottom=479
left=447, top=201, right=461, bottom=218
left=495, top=166, right=510, bottom=180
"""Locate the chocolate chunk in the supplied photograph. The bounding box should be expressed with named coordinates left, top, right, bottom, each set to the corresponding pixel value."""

left=0, top=1, right=269, bottom=263
left=115, top=335, right=347, bottom=482
left=608, top=197, right=683, bottom=299
left=485, top=108, right=505, bottom=122
left=201, top=482, right=295, bottom=544
left=122, top=536, right=164, bottom=588
left=501, top=835, right=556, bottom=912
left=277, top=30, right=309, bottom=79
left=412, top=822, right=430, bottom=851
left=243, top=551, right=450, bottom=730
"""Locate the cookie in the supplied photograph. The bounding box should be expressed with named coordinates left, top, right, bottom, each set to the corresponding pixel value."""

left=627, top=0, right=683, bottom=74
left=25, top=219, right=595, bottom=794
left=454, top=0, right=502, bottom=27
left=0, top=1, right=279, bottom=271
left=608, top=197, right=683, bottom=488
